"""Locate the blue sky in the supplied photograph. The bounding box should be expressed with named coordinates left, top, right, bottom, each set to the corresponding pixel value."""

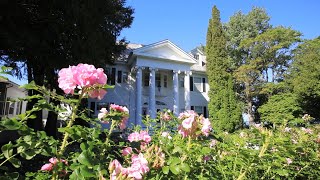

left=121, top=0, right=320, bottom=51
left=8, top=0, right=320, bottom=85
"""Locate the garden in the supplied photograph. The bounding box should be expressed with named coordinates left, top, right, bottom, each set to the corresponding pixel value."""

left=0, top=64, right=319, bottom=179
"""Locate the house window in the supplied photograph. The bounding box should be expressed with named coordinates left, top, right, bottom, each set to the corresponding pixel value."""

left=16, top=101, right=21, bottom=115
left=202, top=78, right=206, bottom=92
left=111, top=68, right=116, bottom=85
left=144, top=72, right=149, bottom=86
left=156, top=73, right=161, bottom=87
left=105, top=68, right=111, bottom=84
left=193, top=77, right=202, bottom=92
left=194, top=54, right=199, bottom=60
left=194, top=106, right=202, bottom=115
left=8, top=102, right=14, bottom=115
left=163, top=74, right=167, bottom=88
left=123, top=72, right=128, bottom=83
left=117, top=71, right=122, bottom=83
left=190, top=77, right=193, bottom=91
left=96, top=102, right=113, bottom=111
left=179, top=77, right=184, bottom=88
left=105, top=67, right=116, bottom=85
left=192, top=106, right=208, bottom=118
left=142, top=107, right=148, bottom=117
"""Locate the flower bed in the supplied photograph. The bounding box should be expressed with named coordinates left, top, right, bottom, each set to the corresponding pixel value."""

left=0, top=64, right=319, bottom=179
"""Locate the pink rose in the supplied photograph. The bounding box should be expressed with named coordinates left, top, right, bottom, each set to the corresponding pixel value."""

left=119, top=118, right=128, bottom=130
left=109, top=159, right=123, bottom=174
left=41, top=163, right=53, bottom=171
left=110, top=104, right=129, bottom=113
left=58, top=67, right=77, bottom=94
left=182, top=117, right=194, bottom=129
left=200, top=118, right=211, bottom=136
left=122, top=147, right=133, bottom=156
left=88, top=89, right=107, bottom=100
left=178, top=125, right=189, bottom=138
left=139, top=131, right=151, bottom=144
left=161, top=132, right=172, bottom=139
left=128, top=132, right=141, bottom=142
left=40, top=157, right=67, bottom=171
left=210, top=139, right=217, bottom=148
left=98, top=108, right=108, bottom=120
left=58, top=64, right=108, bottom=99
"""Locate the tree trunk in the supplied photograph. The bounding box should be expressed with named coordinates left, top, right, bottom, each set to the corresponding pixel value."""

left=26, top=60, right=44, bottom=131
left=45, top=110, right=58, bottom=138
left=44, top=67, right=59, bottom=138
left=247, top=101, right=255, bottom=126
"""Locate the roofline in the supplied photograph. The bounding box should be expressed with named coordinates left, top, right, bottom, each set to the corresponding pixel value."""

left=134, top=53, right=196, bottom=65
left=132, top=39, right=197, bottom=62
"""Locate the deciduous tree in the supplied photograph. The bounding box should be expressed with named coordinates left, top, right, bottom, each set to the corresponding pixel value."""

left=0, top=0, right=134, bottom=132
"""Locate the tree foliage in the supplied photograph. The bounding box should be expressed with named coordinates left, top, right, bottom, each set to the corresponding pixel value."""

left=0, top=0, right=133, bottom=131
left=287, top=37, right=320, bottom=119
left=206, top=6, right=242, bottom=132
left=0, top=0, right=133, bottom=81
left=225, top=7, right=301, bottom=124
left=259, top=93, right=302, bottom=126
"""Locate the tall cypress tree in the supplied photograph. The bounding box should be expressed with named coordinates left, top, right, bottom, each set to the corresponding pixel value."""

left=206, top=6, right=242, bottom=132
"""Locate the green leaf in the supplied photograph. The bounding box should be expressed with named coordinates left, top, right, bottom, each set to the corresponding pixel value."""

left=80, top=143, right=88, bottom=151
left=170, top=157, right=181, bottom=165
left=78, top=151, right=92, bottom=166
left=274, top=169, right=289, bottom=176
left=169, top=164, right=180, bottom=175
left=1, top=119, right=21, bottom=130
left=20, top=81, right=37, bottom=90
left=162, top=166, right=169, bottom=174
left=180, top=163, right=190, bottom=172
left=21, top=149, right=37, bottom=160
left=69, top=168, right=84, bottom=180
left=80, top=166, right=96, bottom=177
left=172, top=146, right=182, bottom=154
left=17, top=146, right=24, bottom=154
left=9, top=158, right=21, bottom=168
left=102, top=84, right=114, bottom=89
left=1, top=142, right=13, bottom=159
left=7, top=172, right=19, bottom=180
left=0, top=166, right=8, bottom=171
left=201, top=147, right=211, bottom=154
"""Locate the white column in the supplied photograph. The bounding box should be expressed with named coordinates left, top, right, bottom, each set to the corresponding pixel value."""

left=149, top=68, right=156, bottom=119
left=173, top=70, right=179, bottom=116
left=135, top=67, right=142, bottom=125
left=184, top=71, right=191, bottom=110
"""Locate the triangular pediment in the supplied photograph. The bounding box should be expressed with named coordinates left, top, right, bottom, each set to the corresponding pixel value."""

left=132, top=40, right=196, bottom=64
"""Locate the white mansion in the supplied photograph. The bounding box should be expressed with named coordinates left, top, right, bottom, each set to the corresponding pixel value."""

left=88, top=40, right=209, bottom=127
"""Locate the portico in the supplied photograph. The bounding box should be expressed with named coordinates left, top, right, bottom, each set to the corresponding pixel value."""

left=129, top=40, right=197, bottom=125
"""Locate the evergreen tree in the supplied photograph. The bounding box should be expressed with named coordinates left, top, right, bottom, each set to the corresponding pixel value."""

left=206, top=6, right=242, bottom=132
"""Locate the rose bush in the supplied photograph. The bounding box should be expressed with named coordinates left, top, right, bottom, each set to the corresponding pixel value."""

left=0, top=64, right=319, bottom=179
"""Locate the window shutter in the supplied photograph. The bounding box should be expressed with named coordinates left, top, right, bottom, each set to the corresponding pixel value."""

left=190, top=76, right=193, bottom=91
left=111, top=68, right=116, bottom=85
left=202, top=78, right=206, bottom=92
left=203, top=106, right=207, bottom=118
left=117, top=71, right=122, bottom=83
